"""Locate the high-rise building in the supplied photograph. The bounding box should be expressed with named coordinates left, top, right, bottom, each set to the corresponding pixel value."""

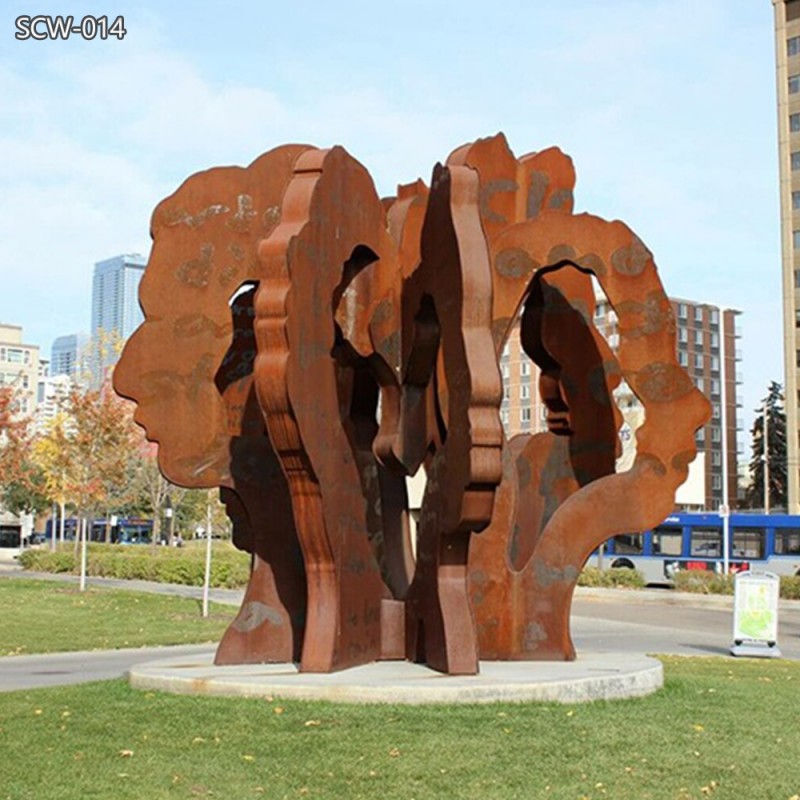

left=772, top=0, right=800, bottom=513
left=0, top=323, right=40, bottom=416
left=51, top=333, right=88, bottom=380
left=499, top=296, right=742, bottom=512
left=90, top=254, right=146, bottom=383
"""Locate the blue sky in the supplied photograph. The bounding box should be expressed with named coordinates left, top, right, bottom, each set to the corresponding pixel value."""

left=0, top=1, right=781, bottom=441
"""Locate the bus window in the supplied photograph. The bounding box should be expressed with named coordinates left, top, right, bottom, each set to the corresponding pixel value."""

left=732, top=528, right=765, bottom=559
left=612, top=534, right=643, bottom=554
left=690, top=528, right=721, bottom=557
left=652, top=527, right=682, bottom=555
left=775, top=529, right=800, bottom=555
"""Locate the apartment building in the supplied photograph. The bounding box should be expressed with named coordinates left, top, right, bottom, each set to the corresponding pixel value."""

left=772, top=0, right=800, bottom=513
left=499, top=296, right=741, bottom=512
left=0, top=323, right=40, bottom=416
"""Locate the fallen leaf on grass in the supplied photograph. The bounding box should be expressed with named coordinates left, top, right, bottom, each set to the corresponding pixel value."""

left=389, top=748, right=401, bottom=757
left=242, top=755, right=255, bottom=762
left=274, top=707, right=284, bottom=715
left=304, top=720, right=321, bottom=727
left=119, top=749, right=134, bottom=758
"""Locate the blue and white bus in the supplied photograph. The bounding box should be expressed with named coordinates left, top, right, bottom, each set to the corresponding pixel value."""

left=43, top=517, right=154, bottom=545
left=593, top=511, right=800, bottom=585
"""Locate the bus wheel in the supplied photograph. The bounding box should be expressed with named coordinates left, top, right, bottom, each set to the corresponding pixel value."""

left=611, top=558, right=635, bottom=570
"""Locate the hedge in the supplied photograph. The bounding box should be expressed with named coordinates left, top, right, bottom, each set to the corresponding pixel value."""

left=18, top=543, right=251, bottom=589
left=577, top=566, right=646, bottom=589
left=673, top=569, right=800, bottom=600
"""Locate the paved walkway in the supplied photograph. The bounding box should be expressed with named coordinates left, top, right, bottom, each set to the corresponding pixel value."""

left=1, top=566, right=798, bottom=697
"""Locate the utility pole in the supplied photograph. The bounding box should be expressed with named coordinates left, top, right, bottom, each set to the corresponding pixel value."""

left=202, top=491, right=213, bottom=618
left=720, top=310, right=731, bottom=575
left=764, top=397, right=770, bottom=514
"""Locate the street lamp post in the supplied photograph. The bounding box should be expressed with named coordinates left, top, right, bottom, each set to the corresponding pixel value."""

left=164, top=496, right=174, bottom=547
left=764, top=398, right=770, bottom=514
left=720, top=309, right=731, bottom=575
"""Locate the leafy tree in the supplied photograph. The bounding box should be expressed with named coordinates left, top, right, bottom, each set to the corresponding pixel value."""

left=0, top=387, right=48, bottom=516
left=745, top=382, right=787, bottom=510
left=32, top=411, right=75, bottom=542
left=129, top=450, right=178, bottom=547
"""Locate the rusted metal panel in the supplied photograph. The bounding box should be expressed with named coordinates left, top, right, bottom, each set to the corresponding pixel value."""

left=115, top=134, right=708, bottom=676
left=114, top=146, right=312, bottom=666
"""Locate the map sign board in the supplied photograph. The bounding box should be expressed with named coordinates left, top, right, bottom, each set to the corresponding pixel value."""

left=730, top=571, right=781, bottom=658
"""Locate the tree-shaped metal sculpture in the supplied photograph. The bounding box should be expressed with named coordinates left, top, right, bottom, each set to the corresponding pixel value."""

left=115, top=132, right=710, bottom=676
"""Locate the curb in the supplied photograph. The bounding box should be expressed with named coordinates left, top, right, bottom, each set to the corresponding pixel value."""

left=128, top=652, right=664, bottom=705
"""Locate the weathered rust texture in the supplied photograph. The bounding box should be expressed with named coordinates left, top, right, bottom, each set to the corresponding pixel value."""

left=114, top=146, right=310, bottom=665
left=384, top=163, right=504, bottom=675
left=449, top=133, right=709, bottom=661
left=253, top=146, right=414, bottom=672
left=115, top=132, right=708, bottom=676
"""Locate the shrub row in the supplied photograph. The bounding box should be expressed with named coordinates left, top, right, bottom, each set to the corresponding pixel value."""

left=673, top=569, right=800, bottom=600
left=20, top=546, right=800, bottom=600
left=18, top=543, right=251, bottom=589
left=577, top=566, right=646, bottom=589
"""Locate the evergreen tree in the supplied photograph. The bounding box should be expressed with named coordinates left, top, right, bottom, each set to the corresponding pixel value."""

left=745, top=382, right=787, bottom=510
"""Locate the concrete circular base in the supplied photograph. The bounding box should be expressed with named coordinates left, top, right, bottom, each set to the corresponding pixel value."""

left=128, top=651, right=663, bottom=705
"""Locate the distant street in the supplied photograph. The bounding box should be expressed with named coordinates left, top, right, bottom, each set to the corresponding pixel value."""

left=0, top=644, right=216, bottom=692
left=1, top=567, right=798, bottom=692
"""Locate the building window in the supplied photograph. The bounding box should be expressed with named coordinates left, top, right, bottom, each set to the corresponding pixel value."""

left=793, top=113, right=800, bottom=133
left=711, top=427, right=721, bottom=443
left=712, top=474, right=722, bottom=491
left=712, top=450, right=722, bottom=466
left=710, top=332, right=719, bottom=348
left=501, top=363, right=509, bottom=379
left=792, top=152, right=800, bottom=171
left=678, top=327, right=688, bottom=344
left=694, top=353, right=703, bottom=370
left=790, top=74, right=800, bottom=94
left=520, top=407, right=531, bottom=423
left=500, top=408, right=509, bottom=425
left=797, top=349, right=800, bottom=369
left=796, top=269, right=800, bottom=287
left=794, top=192, right=800, bottom=212
left=520, top=361, right=531, bottom=377
left=503, top=385, right=510, bottom=400
left=695, top=377, right=705, bottom=392
left=794, top=231, right=800, bottom=250
left=694, top=306, right=703, bottom=323
left=678, top=303, right=688, bottom=319
left=694, top=329, right=703, bottom=346
left=711, top=379, right=721, bottom=396
left=712, top=403, right=721, bottom=419
left=678, top=351, right=688, bottom=367
left=696, top=428, right=705, bottom=444
left=796, top=309, right=800, bottom=329
left=520, top=384, right=530, bottom=400
left=790, top=36, right=800, bottom=57
left=711, top=355, right=720, bottom=372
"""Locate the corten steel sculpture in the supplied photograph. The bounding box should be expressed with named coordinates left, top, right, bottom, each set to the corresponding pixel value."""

left=114, top=146, right=311, bottom=665
left=115, top=132, right=709, bottom=676
left=252, top=146, right=419, bottom=672
left=451, top=134, right=711, bottom=661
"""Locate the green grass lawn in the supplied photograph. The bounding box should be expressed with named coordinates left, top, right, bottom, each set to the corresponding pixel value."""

left=0, top=657, right=798, bottom=800
left=0, top=579, right=235, bottom=655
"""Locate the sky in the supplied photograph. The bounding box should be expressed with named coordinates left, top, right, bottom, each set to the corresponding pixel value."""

left=0, top=0, right=782, bottom=441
